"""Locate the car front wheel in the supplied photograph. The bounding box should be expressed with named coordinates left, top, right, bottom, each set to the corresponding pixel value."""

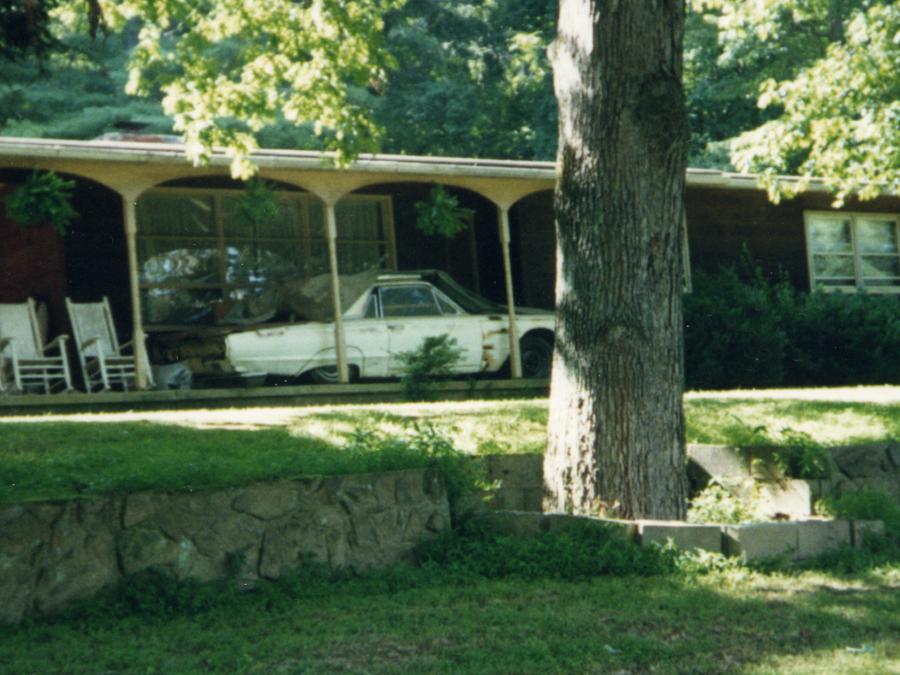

left=520, top=334, right=553, bottom=379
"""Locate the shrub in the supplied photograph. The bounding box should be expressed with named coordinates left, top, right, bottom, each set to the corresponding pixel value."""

left=785, top=291, right=900, bottom=386
left=397, top=334, right=463, bottom=400
left=684, top=266, right=790, bottom=389
left=684, top=255, right=900, bottom=389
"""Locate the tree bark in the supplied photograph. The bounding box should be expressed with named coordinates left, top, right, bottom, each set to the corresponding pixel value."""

left=543, top=0, right=689, bottom=519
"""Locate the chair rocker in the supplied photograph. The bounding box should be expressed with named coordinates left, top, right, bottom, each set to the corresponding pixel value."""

left=0, top=299, right=73, bottom=394
left=66, top=297, right=151, bottom=392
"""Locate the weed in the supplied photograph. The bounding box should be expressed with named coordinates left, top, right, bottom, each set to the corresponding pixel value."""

left=687, top=481, right=757, bottom=524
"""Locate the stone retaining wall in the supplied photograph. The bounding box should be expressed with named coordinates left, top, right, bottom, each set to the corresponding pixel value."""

left=0, top=468, right=450, bottom=624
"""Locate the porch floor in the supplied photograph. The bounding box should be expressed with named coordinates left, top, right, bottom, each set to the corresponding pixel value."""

left=0, top=378, right=548, bottom=415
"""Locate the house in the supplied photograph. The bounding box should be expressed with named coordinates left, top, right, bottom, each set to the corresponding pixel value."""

left=1, top=136, right=898, bottom=388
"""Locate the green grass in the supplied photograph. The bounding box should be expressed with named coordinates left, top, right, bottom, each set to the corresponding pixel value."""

left=0, top=422, right=453, bottom=504
left=1, top=560, right=897, bottom=674
left=1, top=391, right=898, bottom=503
left=684, top=398, right=900, bottom=447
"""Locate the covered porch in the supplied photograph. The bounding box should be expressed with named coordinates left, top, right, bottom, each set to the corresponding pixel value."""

left=0, top=138, right=556, bottom=392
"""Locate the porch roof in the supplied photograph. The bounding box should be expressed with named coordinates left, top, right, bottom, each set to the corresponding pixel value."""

left=0, top=136, right=832, bottom=203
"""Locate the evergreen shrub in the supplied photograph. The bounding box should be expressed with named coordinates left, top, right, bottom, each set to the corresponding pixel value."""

left=684, top=260, right=900, bottom=389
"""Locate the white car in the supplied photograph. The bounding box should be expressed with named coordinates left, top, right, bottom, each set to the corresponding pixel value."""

left=225, top=271, right=555, bottom=383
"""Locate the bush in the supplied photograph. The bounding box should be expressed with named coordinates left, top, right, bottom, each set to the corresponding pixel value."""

left=785, top=291, right=900, bottom=386
left=397, top=334, right=464, bottom=400
left=684, top=266, right=790, bottom=389
left=684, top=257, right=900, bottom=389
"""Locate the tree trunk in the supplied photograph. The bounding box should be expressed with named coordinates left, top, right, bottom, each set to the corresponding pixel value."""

left=543, top=0, right=689, bottom=520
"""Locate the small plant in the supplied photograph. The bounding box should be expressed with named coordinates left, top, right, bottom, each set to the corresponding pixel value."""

left=414, top=185, right=474, bottom=238
left=398, top=334, right=463, bottom=400
left=687, top=481, right=757, bottom=524
left=345, top=421, right=487, bottom=518
left=5, top=170, right=77, bottom=234
left=236, top=177, right=280, bottom=229
left=772, top=429, right=830, bottom=479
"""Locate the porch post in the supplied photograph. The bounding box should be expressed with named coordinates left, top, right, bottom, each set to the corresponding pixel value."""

left=498, top=206, right=522, bottom=378
left=325, top=201, right=350, bottom=383
left=121, top=193, right=150, bottom=389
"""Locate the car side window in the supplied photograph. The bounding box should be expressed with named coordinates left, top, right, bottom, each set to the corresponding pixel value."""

left=362, top=291, right=380, bottom=318
left=380, top=285, right=441, bottom=317
left=433, top=290, right=462, bottom=315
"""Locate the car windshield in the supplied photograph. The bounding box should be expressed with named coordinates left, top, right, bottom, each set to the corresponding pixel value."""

left=425, top=271, right=504, bottom=314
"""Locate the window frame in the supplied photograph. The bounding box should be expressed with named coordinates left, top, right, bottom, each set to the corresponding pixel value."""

left=136, top=187, right=397, bottom=329
left=804, top=210, right=900, bottom=294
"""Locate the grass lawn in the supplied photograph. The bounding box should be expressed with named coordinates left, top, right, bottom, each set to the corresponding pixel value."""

left=1, top=563, right=898, bottom=674
left=0, top=387, right=898, bottom=503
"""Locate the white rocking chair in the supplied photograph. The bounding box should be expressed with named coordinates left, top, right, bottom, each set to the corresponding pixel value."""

left=0, top=299, right=73, bottom=394
left=66, top=297, right=152, bottom=392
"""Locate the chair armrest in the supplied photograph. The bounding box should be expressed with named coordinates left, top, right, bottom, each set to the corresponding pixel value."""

left=42, top=334, right=69, bottom=353
left=82, top=337, right=100, bottom=349
left=120, top=340, right=134, bottom=353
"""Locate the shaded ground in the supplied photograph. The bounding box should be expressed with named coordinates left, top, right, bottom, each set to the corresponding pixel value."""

left=1, top=566, right=897, bottom=674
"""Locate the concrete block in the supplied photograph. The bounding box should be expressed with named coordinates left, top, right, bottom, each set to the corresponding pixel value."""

left=521, top=487, right=544, bottom=512
left=852, top=520, right=886, bottom=548
left=687, top=444, right=748, bottom=481
left=483, top=454, right=543, bottom=489
left=638, top=520, right=722, bottom=553
left=722, top=522, right=798, bottom=561
left=755, top=480, right=812, bottom=519
left=796, top=519, right=851, bottom=559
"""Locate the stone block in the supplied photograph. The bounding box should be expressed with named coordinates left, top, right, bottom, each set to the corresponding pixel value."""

left=796, top=519, right=851, bottom=559
left=232, top=480, right=300, bottom=520
left=722, top=522, right=798, bottom=561
left=755, top=480, right=812, bottom=519
left=33, top=498, right=120, bottom=615
left=490, top=488, right=526, bottom=512
left=832, top=444, right=888, bottom=479
left=521, top=487, right=544, bottom=512
left=483, top=454, right=543, bottom=489
left=687, top=445, right=748, bottom=481
left=887, top=444, right=900, bottom=469
left=851, top=520, right=886, bottom=548
left=638, top=520, right=722, bottom=553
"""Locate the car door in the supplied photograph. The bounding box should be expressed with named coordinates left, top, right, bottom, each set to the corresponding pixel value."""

left=379, top=283, right=483, bottom=375
left=341, top=289, right=390, bottom=377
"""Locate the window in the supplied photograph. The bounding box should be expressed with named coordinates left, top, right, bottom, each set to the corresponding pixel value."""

left=805, top=212, right=900, bottom=293
left=136, top=188, right=395, bottom=327
left=379, top=285, right=442, bottom=317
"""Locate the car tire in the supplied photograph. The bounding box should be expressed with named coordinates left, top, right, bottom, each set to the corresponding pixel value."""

left=308, top=365, right=358, bottom=384
left=520, top=334, right=553, bottom=379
